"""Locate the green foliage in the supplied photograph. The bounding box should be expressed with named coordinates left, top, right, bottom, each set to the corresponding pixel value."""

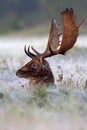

left=27, top=86, right=48, bottom=107
left=0, top=92, right=4, bottom=99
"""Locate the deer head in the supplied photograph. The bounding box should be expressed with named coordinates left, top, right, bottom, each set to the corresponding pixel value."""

left=16, top=8, right=83, bottom=87
left=16, top=54, right=54, bottom=86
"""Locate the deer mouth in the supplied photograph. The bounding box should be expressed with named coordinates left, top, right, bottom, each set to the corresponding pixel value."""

left=16, top=70, right=30, bottom=78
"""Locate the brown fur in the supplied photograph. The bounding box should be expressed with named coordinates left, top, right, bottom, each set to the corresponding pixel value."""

left=16, top=58, right=54, bottom=87
left=16, top=8, right=83, bottom=88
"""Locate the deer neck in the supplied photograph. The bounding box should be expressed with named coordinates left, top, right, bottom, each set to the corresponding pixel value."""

left=29, top=70, right=54, bottom=87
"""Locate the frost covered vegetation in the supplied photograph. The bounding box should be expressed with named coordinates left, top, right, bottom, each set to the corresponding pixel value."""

left=0, top=37, right=87, bottom=130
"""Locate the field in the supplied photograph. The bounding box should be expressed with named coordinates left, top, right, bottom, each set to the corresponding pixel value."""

left=0, top=35, right=87, bottom=130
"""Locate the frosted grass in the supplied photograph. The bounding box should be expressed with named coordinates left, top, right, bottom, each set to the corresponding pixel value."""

left=0, top=35, right=87, bottom=130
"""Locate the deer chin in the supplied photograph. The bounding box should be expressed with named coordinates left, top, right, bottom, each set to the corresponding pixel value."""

left=16, top=70, right=30, bottom=78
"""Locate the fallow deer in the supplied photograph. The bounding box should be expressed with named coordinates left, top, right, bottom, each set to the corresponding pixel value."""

left=16, top=8, right=83, bottom=88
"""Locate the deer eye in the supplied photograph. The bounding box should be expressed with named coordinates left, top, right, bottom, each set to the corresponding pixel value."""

left=31, top=63, right=38, bottom=69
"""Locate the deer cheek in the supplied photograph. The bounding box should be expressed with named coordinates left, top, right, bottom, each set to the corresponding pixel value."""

left=28, top=63, right=41, bottom=77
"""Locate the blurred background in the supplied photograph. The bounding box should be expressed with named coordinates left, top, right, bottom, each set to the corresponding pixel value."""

left=0, top=1, right=87, bottom=130
left=0, top=0, right=86, bottom=35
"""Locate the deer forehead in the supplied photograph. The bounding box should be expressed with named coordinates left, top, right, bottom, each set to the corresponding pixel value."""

left=19, top=58, right=42, bottom=70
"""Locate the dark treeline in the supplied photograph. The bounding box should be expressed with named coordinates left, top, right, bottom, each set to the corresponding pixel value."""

left=0, top=0, right=86, bottom=33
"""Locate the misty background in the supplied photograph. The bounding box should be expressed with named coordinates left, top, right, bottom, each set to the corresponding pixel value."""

left=0, top=1, right=87, bottom=130
left=0, top=0, right=87, bottom=35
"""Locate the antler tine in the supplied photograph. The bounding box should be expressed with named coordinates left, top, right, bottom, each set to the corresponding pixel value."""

left=77, top=19, right=84, bottom=28
left=24, top=45, right=35, bottom=58
left=31, top=46, right=41, bottom=55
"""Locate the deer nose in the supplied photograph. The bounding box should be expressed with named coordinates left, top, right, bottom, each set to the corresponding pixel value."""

left=16, top=70, right=20, bottom=76
left=16, top=70, right=23, bottom=77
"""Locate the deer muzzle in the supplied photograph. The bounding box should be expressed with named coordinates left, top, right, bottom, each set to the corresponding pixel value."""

left=16, top=69, right=25, bottom=78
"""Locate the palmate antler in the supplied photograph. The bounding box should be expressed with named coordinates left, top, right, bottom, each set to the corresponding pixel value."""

left=25, top=8, right=84, bottom=59
left=24, top=19, right=61, bottom=58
